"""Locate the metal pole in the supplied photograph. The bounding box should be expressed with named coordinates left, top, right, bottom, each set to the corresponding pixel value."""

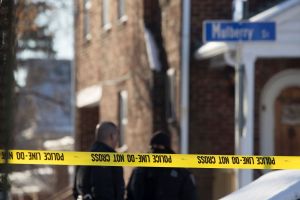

left=236, top=43, right=245, bottom=140
left=180, top=0, right=191, bottom=154
left=233, top=0, right=248, bottom=189
left=1, top=0, right=15, bottom=199
left=234, top=42, right=244, bottom=189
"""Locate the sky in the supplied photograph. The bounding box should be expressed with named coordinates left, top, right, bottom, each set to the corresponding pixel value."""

left=48, top=0, right=74, bottom=59
left=15, top=0, right=74, bottom=86
left=19, top=0, right=74, bottom=60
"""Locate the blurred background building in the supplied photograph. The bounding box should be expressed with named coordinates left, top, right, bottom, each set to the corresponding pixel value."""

left=1, top=0, right=300, bottom=199
left=1, top=0, right=74, bottom=199
left=11, top=59, right=73, bottom=199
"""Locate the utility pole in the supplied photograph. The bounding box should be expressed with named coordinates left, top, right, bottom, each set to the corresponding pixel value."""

left=0, top=0, right=15, bottom=199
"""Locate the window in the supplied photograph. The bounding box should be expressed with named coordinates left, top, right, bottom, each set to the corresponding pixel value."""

left=118, top=90, right=128, bottom=146
left=83, top=0, right=92, bottom=41
left=102, top=0, right=112, bottom=31
left=166, top=68, right=176, bottom=123
left=117, top=0, right=127, bottom=23
left=1, top=31, right=7, bottom=47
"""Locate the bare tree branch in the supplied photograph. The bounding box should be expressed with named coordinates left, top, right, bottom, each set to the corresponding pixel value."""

left=15, top=83, right=65, bottom=107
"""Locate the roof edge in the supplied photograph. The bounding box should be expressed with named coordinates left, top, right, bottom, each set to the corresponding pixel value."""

left=250, top=0, right=300, bottom=22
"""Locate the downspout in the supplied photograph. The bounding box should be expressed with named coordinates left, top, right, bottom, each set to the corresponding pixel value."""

left=180, top=0, right=191, bottom=154
left=72, top=0, right=78, bottom=151
left=70, top=0, right=77, bottom=186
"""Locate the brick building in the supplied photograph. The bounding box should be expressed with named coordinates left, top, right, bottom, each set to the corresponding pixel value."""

left=195, top=0, right=300, bottom=198
left=75, top=0, right=300, bottom=199
left=75, top=0, right=171, bottom=188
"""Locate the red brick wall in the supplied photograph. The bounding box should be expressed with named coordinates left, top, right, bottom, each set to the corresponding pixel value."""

left=74, top=1, right=101, bottom=151
left=75, top=0, right=102, bottom=91
left=190, top=63, right=235, bottom=154
left=75, top=0, right=155, bottom=181
left=190, top=0, right=232, bottom=52
left=159, top=0, right=182, bottom=151
left=160, top=0, right=181, bottom=70
left=190, top=60, right=235, bottom=199
left=95, top=0, right=153, bottom=150
left=189, top=1, right=234, bottom=199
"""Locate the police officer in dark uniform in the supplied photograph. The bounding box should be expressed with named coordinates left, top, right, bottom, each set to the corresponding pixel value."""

left=73, top=121, right=125, bottom=200
left=126, top=131, right=197, bottom=200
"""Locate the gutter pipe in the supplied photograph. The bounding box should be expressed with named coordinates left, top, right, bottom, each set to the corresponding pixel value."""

left=180, top=0, right=191, bottom=154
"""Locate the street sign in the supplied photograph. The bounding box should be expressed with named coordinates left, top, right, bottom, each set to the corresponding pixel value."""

left=203, top=21, right=276, bottom=42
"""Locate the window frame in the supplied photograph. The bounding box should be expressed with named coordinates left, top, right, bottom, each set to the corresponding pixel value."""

left=118, top=90, right=128, bottom=147
left=102, top=0, right=112, bottom=31
left=83, top=0, right=92, bottom=41
left=166, top=68, right=176, bottom=123
left=117, top=0, right=127, bottom=23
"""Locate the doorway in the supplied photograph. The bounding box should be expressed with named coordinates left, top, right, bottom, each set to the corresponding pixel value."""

left=260, top=69, right=300, bottom=156
left=275, top=87, right=300, bottom=155
left=76, top=105, right=100, bottom=151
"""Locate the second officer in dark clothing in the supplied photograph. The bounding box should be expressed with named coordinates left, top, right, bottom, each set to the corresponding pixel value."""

left=126, top=131, right=197, bottom=200
left=73, top=121, right=125, bottom=200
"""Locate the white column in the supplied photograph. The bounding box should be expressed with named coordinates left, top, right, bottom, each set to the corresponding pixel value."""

left=234, top=43, right=244, bottom=189
left=239, top=56, right=255, bottom=187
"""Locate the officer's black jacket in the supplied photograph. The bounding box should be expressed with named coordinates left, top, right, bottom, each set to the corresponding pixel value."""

left=74, top=142, right=125, bottom=200
left=126, top=148, right=197, bottom=200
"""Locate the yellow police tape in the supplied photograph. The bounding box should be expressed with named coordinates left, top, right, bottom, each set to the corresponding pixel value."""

left=1, top=150, right=300, bottom=169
